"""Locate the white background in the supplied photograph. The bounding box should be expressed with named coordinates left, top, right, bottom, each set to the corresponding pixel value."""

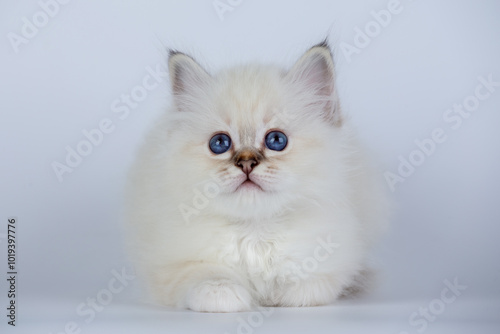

left=1, top=0, right=499, bottom=333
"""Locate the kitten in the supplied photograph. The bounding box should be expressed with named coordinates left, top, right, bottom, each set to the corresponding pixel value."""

left=125, top=41, right=388, bottom=312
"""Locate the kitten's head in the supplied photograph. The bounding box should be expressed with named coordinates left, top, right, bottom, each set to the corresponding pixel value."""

left=166, top=43, right=348, bottom=221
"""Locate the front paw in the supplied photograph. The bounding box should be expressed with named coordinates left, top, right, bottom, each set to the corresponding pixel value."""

left=186, top=279, right=253, bottom=312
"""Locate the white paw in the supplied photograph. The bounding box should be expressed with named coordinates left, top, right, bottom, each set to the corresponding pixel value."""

left=186, top=279, right=253, bottom=312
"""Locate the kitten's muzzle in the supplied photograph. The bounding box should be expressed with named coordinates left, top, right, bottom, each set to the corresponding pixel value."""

left=234, top=150, right=261, bottom=175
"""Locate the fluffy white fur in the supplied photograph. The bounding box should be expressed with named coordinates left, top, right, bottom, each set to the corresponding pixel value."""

left=125, top=43, right=388, bottom=312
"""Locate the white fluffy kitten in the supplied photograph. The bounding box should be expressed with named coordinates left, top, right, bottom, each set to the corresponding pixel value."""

left=126, top=42, right=387, bottom=312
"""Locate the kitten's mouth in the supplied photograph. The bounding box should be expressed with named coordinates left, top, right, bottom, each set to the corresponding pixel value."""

left=237, top=178, right=263, bottom=191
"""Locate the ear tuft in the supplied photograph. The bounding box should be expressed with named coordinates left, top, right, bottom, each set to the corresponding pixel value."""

left=168, top=48, right=182, bottom=58
left=314, top=38, right=330, bottom=49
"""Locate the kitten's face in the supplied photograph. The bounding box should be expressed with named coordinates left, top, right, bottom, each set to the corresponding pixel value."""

left=167, top=46, right=342, bottom=219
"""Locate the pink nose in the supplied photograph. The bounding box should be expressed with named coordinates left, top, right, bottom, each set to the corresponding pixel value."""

left=237, top=159, right=258, bottom=174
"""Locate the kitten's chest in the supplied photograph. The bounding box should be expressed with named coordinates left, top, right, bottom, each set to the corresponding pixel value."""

left=234, top=229, right=287, bottom=281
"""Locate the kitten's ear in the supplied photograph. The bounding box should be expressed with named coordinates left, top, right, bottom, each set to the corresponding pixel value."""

left=286, top=42, right=342, bottom=126
left=168, top=50, right=211, bottom=103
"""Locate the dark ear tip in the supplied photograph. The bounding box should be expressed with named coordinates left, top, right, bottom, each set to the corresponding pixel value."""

left=168, top=49, right=184, bottom=59
left=309, top=38, right=334, bottom=62
left=309, top=38, right=330, bottom=51
left=309, top=39, right=333, bottom=59
left=315, top=38, right=330, bottom=49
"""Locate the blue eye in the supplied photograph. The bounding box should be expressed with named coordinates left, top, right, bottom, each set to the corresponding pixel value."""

left=265, top=131, right=287, bottom=151
left=209, top=133, right=232, bottom=154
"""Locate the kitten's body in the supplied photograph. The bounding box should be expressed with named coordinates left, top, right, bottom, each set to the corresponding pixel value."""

left=126, top=43, right=387, bottom=312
